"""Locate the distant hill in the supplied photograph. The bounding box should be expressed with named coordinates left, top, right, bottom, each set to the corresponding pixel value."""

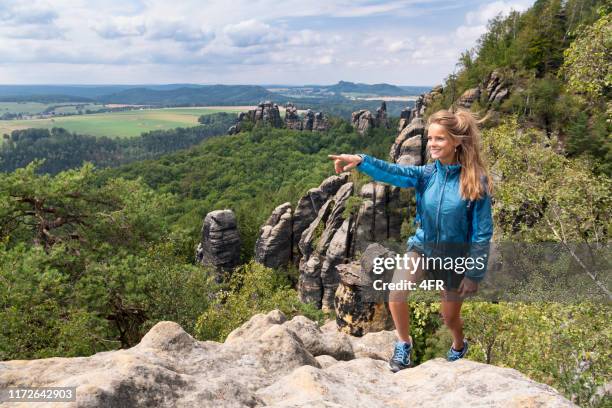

left=324, top=81, right=412, bottom=96
left=0, top=83, right=429, bottom=106
left=0, top=85, right=134, bottom=99
left=397, top=85, right=434, bottom=95
left=0, top=84, right=276, bottom=106
left=97, top=85, right=276, bottom=106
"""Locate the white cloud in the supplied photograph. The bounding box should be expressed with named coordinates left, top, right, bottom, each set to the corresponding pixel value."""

left=387, top=39, right=415, bottom=53
left=0, top=0, right=536, bottom=85
left=465, top=0, right=531, bottom=25
left=93, top=16, right=146, bottom=39
left=223, top=19, right=286, bottom=48
left=0, top=0, right=64, bottom=39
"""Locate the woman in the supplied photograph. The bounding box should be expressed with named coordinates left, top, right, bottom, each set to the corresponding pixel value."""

left=328, top=109, right=493, bottom=372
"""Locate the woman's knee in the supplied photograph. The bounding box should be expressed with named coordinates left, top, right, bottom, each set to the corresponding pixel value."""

left=441, top=311, right=463, bottom=327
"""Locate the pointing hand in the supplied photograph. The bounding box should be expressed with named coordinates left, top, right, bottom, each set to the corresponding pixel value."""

left=328, top=154, right=363, bottom=174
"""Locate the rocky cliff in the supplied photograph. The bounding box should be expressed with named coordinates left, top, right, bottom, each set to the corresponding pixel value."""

left=351, top=101, right=391, bottom=135
left=0, top=310, right=577, bottom=408
left=228, top=101, right=330, bottom=134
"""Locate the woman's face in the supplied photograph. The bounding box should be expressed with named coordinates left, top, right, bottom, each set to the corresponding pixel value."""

left=427, top=123, right=459, bottom=164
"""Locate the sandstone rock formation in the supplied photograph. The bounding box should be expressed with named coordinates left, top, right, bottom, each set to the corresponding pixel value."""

left=351, top=183, right=404, bottom=253
left=227, top=101, right=282, bottom=134
left=483, top=69, right=510, bottom=107
left=195, top=209, right=241, bottom=282
left=375, top=101, right=390, bottom=129
left=351, top=102, right=389, bottom=135
left=298, top=182, right=354, bottom=310
left=390, top=116, right=427, bottom=165
left=254, top=174, right=349, bottom=270
left=453, top=70, right=510, bottom=110
left=251, top=101, right=283, bottom=127
left=0, top=310, right=578, bottom=407
left=351, top=109, right=374, bottom=135
left=397, top=107, right=413, bottom=132
left=254, top=202, right=293, bottom=269
left=284, top=103, right=302, bottom=130
left=229, top=102, right=330, bottom=134
left=302, top=109, right=330, bottom=132
left=417, top=84, right=443, bottom=116
left=458, top=87, right=481, bottom=109
left=335, top=243, right=397, bottom=336
left=311, top=111, right=331, bottom=132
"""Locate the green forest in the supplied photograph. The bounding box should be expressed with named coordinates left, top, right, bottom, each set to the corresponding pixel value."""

left=0, top=0, right=610, bottom=407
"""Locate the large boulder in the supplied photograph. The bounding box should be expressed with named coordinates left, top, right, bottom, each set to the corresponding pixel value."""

left=0, top=310, right=578, bottom=407
left=195, top=209, right=241, bottom=281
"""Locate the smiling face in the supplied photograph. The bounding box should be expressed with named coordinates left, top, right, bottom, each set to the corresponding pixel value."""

left=427, top=123, right=460, bottom=164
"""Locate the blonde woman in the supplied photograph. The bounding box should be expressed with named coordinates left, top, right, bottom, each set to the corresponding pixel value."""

left=329, top=109, right=493, bottom=372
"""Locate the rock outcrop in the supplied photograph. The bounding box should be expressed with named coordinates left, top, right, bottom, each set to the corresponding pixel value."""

left=254, top=203, right=293, bottom=269
left=351, top=102, right=389, bottom=135
left=375, top=101, right=390, bottom=129
left=458, top=87, right=481, bottom=109
left=397, top=107, right=413, bottom=132
left=390, top=116, right=427, bottom=165
left=284, top=103, right=302, bottom=130
left=302, top=109, right=331, bottom=132
left=351, top=109, right=374, bottom=134
left=254, top=174, right=349, bottom=270
left=452, top=70, right=510, bottom=111
left=417, top=84, right=443, bottom=116
left=312, top=111, right=331, bottom=132
left=251, top=101, right=283, bottom=128
left=229, top=102, right=330, bottom=134
left=483, top=69, right=510, bottom=107
left=195, top=209, right=241, bottom=281
left=298, top=182, right=354, bottom=310
left=351, top=183, right=404, bottom=253
left=0, top=310, right=578, bottom=407
left=335, top=243, right=397, bottom=336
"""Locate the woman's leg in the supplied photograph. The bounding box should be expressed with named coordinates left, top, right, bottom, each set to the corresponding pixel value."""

left=388, top=251, right=425, bottom=344
left=440, top=290, right=465, bottom=350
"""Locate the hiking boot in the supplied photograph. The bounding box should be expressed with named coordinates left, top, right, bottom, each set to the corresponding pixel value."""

left=447, top=338, right=469, bottom=362
left=388, top=340, right=412, bottom=372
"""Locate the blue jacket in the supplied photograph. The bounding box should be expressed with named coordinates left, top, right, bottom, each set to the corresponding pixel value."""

left=356, top=154, right=493, bottom=282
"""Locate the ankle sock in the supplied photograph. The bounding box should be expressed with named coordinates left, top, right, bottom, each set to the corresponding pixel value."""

left=398, top=340, right=412, bottom=348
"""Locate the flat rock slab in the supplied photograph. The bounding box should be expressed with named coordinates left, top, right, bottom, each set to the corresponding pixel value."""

left=0, top=310, right=576, bottom=408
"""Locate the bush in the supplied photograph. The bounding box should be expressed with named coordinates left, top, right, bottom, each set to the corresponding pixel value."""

left=194, top=261, right=325, bottom=342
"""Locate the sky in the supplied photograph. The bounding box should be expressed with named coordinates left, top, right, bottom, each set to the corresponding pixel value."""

left=0, top=0, right=534, bottom=86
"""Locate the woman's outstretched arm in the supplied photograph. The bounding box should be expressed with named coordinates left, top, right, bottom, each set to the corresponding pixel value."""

left=329, top=153, right=422, bottom=188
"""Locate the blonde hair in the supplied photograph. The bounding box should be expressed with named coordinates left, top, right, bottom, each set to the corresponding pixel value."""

left=426, top=109, right=492, bottom=201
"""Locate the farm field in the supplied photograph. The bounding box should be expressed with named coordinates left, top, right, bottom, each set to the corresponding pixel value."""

left=0, top=101, right=106, bottom=115
left=0, top=107, right=245, bottom=138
